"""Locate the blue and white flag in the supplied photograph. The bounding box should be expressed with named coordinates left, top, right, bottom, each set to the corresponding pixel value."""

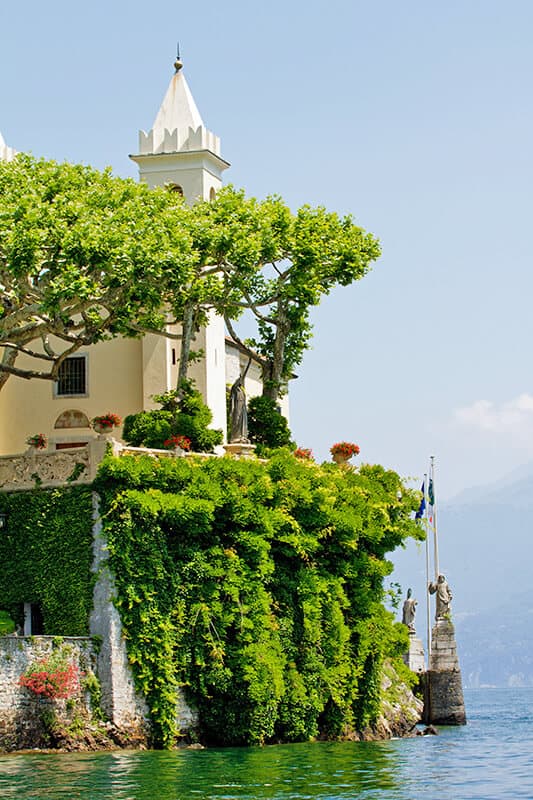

left=415, top=481, right=426, bottom=522
left=428, top=478, right=435, bottom=523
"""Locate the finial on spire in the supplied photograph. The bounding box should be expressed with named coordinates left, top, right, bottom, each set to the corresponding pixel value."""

left=174, top=42, right=183, bottom=72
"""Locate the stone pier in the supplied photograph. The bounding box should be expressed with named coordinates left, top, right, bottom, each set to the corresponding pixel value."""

left=403, top=633, right=426, bottom=674
left=424, top=619, right=466, bottom=725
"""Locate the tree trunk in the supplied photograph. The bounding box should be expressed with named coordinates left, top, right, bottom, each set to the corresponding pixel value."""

left=262, top=306, right=288, bottom=402
left=0, top=348, right=18, bottom=393
left=176, top=302, right=195, bottom=396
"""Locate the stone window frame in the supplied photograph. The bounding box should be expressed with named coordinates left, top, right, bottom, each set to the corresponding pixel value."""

left=53, top=353, right=89, bottom=399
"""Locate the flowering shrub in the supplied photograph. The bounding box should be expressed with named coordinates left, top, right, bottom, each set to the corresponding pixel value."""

left=19, top=651, right=81, bottom=699
left=294, top=447, right=313, bottom=460
left=163, top=434, right=192, bottom=451
left=26, top=433, right=47, bottom=449
left=330, top=442, right=360, bottom=458
left=91, top=413, right=122, bottom=430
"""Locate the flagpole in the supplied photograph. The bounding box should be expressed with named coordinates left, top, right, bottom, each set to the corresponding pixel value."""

left=423, top=473, right=431, bottom=658
left=430, top=455, right=440, bottom=581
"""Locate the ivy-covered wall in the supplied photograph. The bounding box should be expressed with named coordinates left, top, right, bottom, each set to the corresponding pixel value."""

left=0, top=487, right=94, bottom=636
left=95, top=452, right=422, bottom=748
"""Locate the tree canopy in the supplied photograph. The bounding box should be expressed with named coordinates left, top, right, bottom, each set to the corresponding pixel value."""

left=187, top=188, right=381, bottom=399
left=0, top=157, right=380, bottom=400
left=0, top=155, right=193, bottom=389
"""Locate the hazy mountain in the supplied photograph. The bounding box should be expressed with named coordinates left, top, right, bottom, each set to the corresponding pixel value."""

left=448, top=460, right=533, bottom=509
left=391, top=465, right=533, bottom=685
left=454, top=593, right=533, bottom=688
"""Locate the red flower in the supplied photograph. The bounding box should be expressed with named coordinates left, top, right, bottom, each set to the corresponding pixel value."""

left=26, top=433, right=47, bottom=449
left=330, top=442, right=360, bottom=458
left=163, top=435, right=191, bottom=451
left=91, top=413, right=122, bottom=429
left=20, top=659, right=80, bottom=699
left=294, top=447, right=314, bottom=460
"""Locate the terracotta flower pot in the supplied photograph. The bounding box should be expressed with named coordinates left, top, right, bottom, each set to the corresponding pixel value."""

left=332, top=452, right=352, bottom=465
left=93, top=422, right=115, bottom=435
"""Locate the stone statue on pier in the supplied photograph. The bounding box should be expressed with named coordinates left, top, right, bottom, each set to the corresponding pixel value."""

left=402, top=588, right=417, bottom=633
left=428, top=574, right=452, bottom=620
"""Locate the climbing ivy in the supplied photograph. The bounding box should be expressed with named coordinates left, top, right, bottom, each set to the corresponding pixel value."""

left=0, top=487, right=94, bottom=635
left=95, top=452, right=422, bottom=748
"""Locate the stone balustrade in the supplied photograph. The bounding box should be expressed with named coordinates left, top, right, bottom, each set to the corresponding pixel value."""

left=0, top=439, right=110, bottom=492
left=0, top=438, right=253, bottom=493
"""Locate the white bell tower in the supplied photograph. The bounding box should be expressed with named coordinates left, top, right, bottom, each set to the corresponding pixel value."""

left=130, top=58, right=229, bottom=441
left=130, top=57, right=229, bottom=203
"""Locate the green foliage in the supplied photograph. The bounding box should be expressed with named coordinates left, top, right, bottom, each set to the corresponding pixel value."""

left=0, top=610, right=15, bottom=635
left=189, top=187, right=381, bottom=399
left=0, top=159, right=379, bottom=403
left=95, top=452, right=422, bottom=748
left=247, top=396, right=294, bottom=449
left=171, top=384, right=223, bottom=452
left=123, top=410, right=174, bottom=449
left=82, top=670, right=104, bottom=720
left=0, top=487, right=94, bottom=635
left=0, top=154, right=194, bottom=388
left=123, top=383, right=222, bottom=453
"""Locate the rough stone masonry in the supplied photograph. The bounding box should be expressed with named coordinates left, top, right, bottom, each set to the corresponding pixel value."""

left=425, top=619, right=466, bottom=725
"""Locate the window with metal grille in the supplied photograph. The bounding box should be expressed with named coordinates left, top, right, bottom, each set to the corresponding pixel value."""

left=55, top=356, right=87, bottom=396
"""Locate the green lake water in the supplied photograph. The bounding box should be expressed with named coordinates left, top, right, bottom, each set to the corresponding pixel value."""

left=2, top=689, right=533, bottom=799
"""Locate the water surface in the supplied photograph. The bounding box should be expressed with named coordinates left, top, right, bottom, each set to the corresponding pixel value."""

left=1, top=688, right=532, bottom=799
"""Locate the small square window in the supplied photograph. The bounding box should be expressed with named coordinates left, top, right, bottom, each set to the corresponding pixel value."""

left=55, top=356, right=88, bottom=397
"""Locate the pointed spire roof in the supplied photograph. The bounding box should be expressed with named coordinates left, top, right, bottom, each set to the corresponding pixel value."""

left=151, top=61, right=204, bottom=146
left=136, top=58, right=223, bottom=158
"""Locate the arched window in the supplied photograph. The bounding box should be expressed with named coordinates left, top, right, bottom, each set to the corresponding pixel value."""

left=209, top=187, right=216, bottom=202
left=54, top=409, right=90, bottom=429
left=167, top=183, right=184, bottom=196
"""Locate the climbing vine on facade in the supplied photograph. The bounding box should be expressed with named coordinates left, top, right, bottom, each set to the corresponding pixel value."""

left=0, top=487, right=94, bottom=635
left=95, top=452, right=422, bottom=748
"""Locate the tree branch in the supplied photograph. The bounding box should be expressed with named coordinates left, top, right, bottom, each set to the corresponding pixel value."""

left=224, top=315, right=267, bottom=368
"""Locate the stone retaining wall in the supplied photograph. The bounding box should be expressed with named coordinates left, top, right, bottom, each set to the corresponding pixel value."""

left=0, top=636, right=96, bottom=749
left=89, top=494, right=198, bottom=738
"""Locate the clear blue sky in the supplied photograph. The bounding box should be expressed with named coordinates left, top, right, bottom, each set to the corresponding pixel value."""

left=3, top=0, right=533, bottom=497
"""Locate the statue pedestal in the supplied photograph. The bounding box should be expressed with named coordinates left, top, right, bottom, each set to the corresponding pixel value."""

left=403, top=633, right=426, bottom=674
left=223, top=442, right=256, bottom=459
left=424, top=619, right=466, bottom=725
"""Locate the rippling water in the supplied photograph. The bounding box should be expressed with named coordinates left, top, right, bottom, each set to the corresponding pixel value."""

left=1, top=689, right=533, bottom=799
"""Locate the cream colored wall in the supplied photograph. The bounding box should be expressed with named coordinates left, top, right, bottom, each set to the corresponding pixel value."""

left=142, top=334, right=174, bottom=410
left=0, top=337, right=144, bottom=456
